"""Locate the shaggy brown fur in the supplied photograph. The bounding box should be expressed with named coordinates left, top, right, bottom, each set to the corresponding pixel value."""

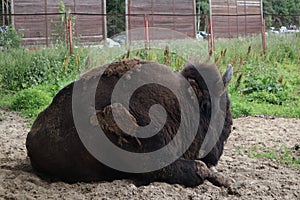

left=26, top=59, right=233, bottom=187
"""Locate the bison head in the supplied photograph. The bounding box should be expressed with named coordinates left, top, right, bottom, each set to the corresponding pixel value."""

left=181, top=63, right=233, bottom=167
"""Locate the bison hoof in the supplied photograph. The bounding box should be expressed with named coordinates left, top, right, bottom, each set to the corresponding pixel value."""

left=207, top=170, right=235, bottom=188
left=195, top=160, right=210, bottom=180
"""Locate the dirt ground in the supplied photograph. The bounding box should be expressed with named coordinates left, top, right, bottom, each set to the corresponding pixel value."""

left=0, top=109, right=299, bottom=200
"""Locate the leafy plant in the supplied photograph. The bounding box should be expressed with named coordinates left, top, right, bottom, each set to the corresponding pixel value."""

left=0, top=48, right=80, bottom=91
left=0, top=74, right=3, bottom=91
left=50, top=0, right=76, bottom=45
left=241, top=64, right=283, bottom=93
left=230, top=99, right=253, bottom=118
left=10, top=88, right=52, bottom=118
left=0, top=26, right=23, bottom=49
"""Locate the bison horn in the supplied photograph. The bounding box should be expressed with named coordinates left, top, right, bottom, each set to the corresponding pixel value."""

left=222, top=64, right=233, bottom=88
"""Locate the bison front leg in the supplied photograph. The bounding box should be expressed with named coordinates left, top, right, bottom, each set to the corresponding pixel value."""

left=157, top=159, right=235, bottom=188
left=207, top=167, right=236, bottom=188
left=139, top=158, right=210, bottom=187
left=168, top=159, right=236, bottom=188
left=167, top=159, right=211, bottom=187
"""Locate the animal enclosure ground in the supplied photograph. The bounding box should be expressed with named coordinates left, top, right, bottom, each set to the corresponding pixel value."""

left=0, top=109, right=299, bottom=199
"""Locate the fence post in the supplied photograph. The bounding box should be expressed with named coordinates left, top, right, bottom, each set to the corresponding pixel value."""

left=68, top=19, right=73, bottom=55
left=209, top=21, right=214, bottom=57
left=262, top=19, right=267, bottom=54
left=208, top=0, right=214, bottom=57
left=144, top=14, right=149, bottom=50
left=44, top=0, right=48, bottom=47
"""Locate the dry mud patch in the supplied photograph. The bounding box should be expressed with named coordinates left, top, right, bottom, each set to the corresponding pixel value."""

left=0, top=109, right=299, bottom=199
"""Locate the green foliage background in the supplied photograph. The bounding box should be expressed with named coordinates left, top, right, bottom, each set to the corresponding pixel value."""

left=0, top=33, right=299, bottom=122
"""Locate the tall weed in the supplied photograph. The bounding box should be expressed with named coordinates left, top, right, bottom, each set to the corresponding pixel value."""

left=0, top=47, right=81, bottom=91
left=0, top=35, right=299, bottom=120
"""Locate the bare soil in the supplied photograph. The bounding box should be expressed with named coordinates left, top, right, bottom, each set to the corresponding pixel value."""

left=0, top=109, right=299, bottom=199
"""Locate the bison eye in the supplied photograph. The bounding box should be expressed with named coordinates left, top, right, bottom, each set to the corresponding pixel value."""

left=187, top=77, right=194, bottom=82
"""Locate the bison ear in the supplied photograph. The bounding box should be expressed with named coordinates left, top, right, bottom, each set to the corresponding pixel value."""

left=222, top=64, right=233, bottom=89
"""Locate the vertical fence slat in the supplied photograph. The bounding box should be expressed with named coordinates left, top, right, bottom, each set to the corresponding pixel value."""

left=262, top=19, right=267, bottom=53
left=144, top=15, right=149, bottom=50
left=102, top=0, right=107, bottom=41
left=2, top=0, right=4, bottom=25
left=45, top=0, right=48, bottom=47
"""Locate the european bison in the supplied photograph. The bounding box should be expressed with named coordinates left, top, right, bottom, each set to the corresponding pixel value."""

left=26, top=59, right=234, bottom=187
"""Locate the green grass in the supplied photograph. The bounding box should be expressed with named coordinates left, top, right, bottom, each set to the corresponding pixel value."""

left=0, top=46, right=84, bottom=121
left=215, top=34, right=300, bottom=118
left=229, top=92, right=300, bottom=118
left=236, top=144, right=300, bottom=169
left=0, top=35, right=299, bottom=121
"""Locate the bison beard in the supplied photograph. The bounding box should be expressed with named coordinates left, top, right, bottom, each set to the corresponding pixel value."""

left=26, top=59, right=234, bottom=187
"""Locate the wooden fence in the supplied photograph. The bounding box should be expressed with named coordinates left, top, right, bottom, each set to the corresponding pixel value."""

left=126, top=0, right=196, bottom=42
left=210, top=0, right=263, bottom=38
left=12, top=0, right=106, bottom=46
